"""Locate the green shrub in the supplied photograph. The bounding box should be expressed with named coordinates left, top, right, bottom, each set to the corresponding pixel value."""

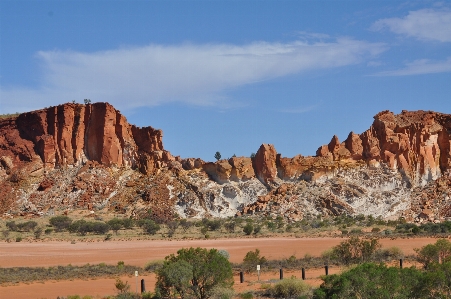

left=68, top=220, right=110, bottom=235
left=144, top=260, right=164, bottom=272
left=210, top=286, right=235, bottom=299
left=107, top=218, right=123, bottom=234
left=180, top=219, right=193, bottom=231
left=224, top=221, right=235, bottom=233
left=16, top=236, right=22, bottom=242
left=253, top=225, right=261, bottom=234
left=313, top=263, right=428, bottom=299
left=49, top=215, right=73, bottom=232
left=115, top=278, right=130, bottom=293
left=140, top=219, right=160, bottom=235
left=243, top=223, right=253, bottom=235
left=415, top=238, right=451, bottom=269
left=44, top=228, right=53, bottom=235
left=331, top=237, right=380, bottom=265
left=350, top=228, right=362, bottom=234
left=242, top=249, right=266, bottom=273
left=270, top=277, right=310, bottom=298
left=115, top=292, right=140, bottom=299
left=34, top=227, right=43, bottom=239
left=156, top=247, right=233, bottom=299
left=239, top=292, right=254, bottom=299
left=141, top=292, right=154, bottom=299
left=122, top=218, right=134, bottom=229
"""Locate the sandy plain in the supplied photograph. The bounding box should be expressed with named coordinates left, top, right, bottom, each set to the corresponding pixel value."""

left=0, top=237, right=443, bottom=299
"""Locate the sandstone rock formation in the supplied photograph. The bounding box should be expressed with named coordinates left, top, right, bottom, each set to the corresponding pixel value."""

left=254, top=144, right=278, bottom=186
left=316, top=110, right=451, bottom=187
left=0, top=102, right=174, bottom=173
left=1, top=105, right=450, bottom=223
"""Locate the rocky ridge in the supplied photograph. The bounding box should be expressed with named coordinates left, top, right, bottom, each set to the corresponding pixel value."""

left=0, top=104, right=450, bottom=222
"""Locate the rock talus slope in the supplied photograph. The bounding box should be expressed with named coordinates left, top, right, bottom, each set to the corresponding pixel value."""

left=1, top=104, right=450, bottom=222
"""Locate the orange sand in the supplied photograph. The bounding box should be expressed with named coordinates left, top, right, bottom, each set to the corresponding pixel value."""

left=0, top=237, right=442, bottom=299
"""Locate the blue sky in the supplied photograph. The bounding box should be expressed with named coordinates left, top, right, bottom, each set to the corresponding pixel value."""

left=1, top=1, right=450, bottom=161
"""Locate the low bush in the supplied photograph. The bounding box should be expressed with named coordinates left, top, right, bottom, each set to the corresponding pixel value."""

left=68, top=220, right=110, bottom=235
left=139, top=219, right=160, bottom=235
left=210, top=286, right=235, bottom=299
left=242, top=249, right=266, bottom=273
left=49, top=215, right=73, bottom=232
left=270, top=277, right=310, bottom=298
left=144, top=260, right=164, bottom=272
left=243, top=223, right=253, bottom=235
left=239, top=292, right=254, bottom=299
left=6, top=220, right=37, bottom=232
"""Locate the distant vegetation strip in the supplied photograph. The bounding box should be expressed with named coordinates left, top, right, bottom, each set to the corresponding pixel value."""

left=0, top=113, right=20, bottom=119
left=4, top=214, right=451, bottom=243
left=0, top=262, right=143, bottom=284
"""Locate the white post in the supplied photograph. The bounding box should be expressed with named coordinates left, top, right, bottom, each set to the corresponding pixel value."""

left=135, top=271, right=138, bottom=293
left=257, top=265, right=260, bottom=281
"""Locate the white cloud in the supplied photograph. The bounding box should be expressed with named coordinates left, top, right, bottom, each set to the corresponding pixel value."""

left=371, top=8, right=451, bottom=42
left=0, top=38, right=386, bottom=113
left=373, top=57, right=451, bottom=76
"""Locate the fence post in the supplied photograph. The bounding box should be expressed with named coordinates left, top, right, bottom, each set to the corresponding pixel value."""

left=400, top=258, right=403, bottom=269
left=240, top=271, right=244, bottom=283
left=141, top=279, right=146, bottom=293
left=325, top=265, right=329, bottom=276
left=280, top=268, right=283, bottom=280
left=302, top=268, right=305, bottom=280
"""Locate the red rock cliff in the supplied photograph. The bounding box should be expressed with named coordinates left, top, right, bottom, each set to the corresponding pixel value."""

left=316, top=110, right=451, bottom=185
left=0, top=102, right=173, bottom=173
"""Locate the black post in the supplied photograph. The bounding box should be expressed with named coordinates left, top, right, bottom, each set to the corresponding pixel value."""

left=280, top=268, right=283, bottom=280
left=240, top=271, right=244, bottom=283
left=400, top=258, right=403, bottom=269
left=301, top=268, right=305, bottom=280
left=325, top=265, right=329, bottom=276
left=141, top=279, right=145, bottom=293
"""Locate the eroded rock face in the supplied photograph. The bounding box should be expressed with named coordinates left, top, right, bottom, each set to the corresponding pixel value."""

left=316, top=110, right=451, bottom=186
left=1, top=106, right=451, bottom=223
left=0, top=102, right=172, bottom=173
left=254, top=144, right=278, bottom=185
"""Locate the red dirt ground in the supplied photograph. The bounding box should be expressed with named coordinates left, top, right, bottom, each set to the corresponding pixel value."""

left=0, top=237, right=443, bottom=299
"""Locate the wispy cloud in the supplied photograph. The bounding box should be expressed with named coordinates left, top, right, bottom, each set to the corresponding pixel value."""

left=371, top=8, right=451, bottom=42
left=0, top=38, right=386, bottom=113
left=373, top=57, right=451, bottom=76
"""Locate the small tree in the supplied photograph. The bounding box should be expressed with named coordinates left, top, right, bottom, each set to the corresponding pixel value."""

left=84, top=98, right=91, bottom=104
left=34, top=227, right=43, bottom=239
left=415, top=239, right=451, bottom=269
left=242, top=249, right=266, bottom=273
left=108, top=218, right=123, bottom=235
left=243, top=223, right=253, bottom=235
left=214, top=152, right=221, bottom=161
left=156, top=247, right=233, bottom=299
left=141, top=219, right=161, bottom=235
left=49, top=215, right=73, bottom=232
left=115, top=278, right=130, bottom=294
left=331, top=237, right=380, bottom=265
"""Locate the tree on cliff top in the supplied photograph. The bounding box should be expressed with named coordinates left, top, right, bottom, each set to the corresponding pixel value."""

left=214, top=151, right=221, bottom=161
